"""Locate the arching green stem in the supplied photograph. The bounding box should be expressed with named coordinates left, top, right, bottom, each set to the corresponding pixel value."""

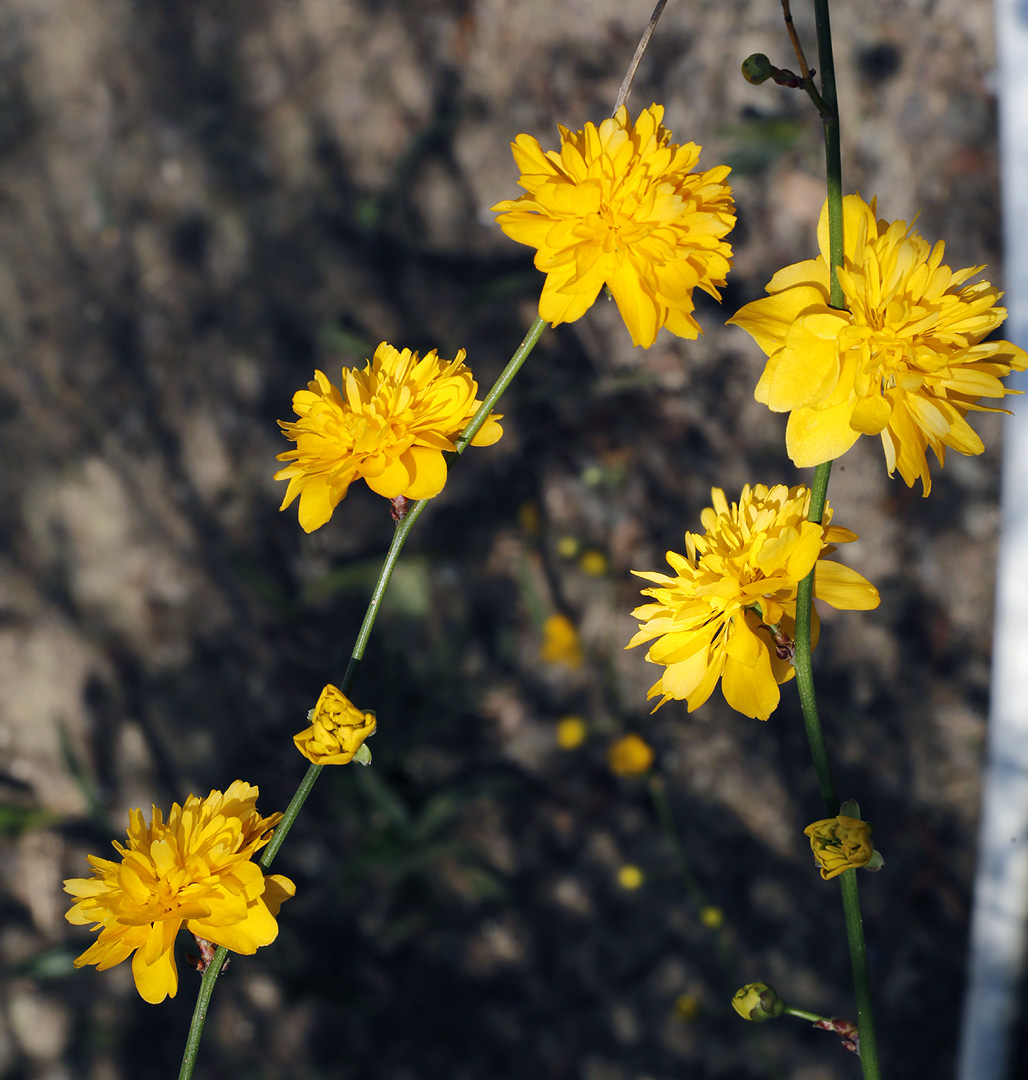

left=176, top=315, right=547, bottom=1080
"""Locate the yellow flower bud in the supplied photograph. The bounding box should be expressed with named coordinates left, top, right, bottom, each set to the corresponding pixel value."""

left=804, top=814, right=875, bottom=880
left=294, top=684, right=377, bottom=766
left=731, top=982, right=785, bottom=1022
left=608, top=733, right=655, bottom=777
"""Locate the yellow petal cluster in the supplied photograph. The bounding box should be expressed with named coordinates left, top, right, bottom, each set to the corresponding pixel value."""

left=492, top=104, right=735, bottom=348
left=729, top=195, right=1028, bottom=494
left=64, top=781, right=294, bottom=1004
left=627, top=484, right=879, bottom=721
left=294, top=684, right=377, bottom=765
left=276, top=342, right=503, bottom=532
left=804, top=814, right=875, bottom=880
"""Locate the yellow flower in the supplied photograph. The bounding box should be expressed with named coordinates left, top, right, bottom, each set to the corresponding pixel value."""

left=673, top=993, right=702, bottom=1023
left=492, top=104, right=735, bottom=348
left=617, top=864, right=644, bottom=890
left=608, top=733, right=655, bottom=776
left=64, top=781, right=294, bottom=1004
left=556, top=715, right=588, bottom=750
left=804, top=814, right=875, bottom=880
left=540, top=613, right=584, bottom=669
left=294, top=684, right=377, bottom=765
left=729, top=195, right=1027, bottom=495
left=627, top=484, right=879, bottom=721
left=275, top=342, right=503, bottom=531
left=700, top=905, right=724, bottom=929
left=579, top=549, right=609, bottom=577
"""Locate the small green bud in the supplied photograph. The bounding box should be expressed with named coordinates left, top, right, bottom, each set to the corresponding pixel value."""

left=741, top=54, right=774, bottom=85
left=732, top=982, right=786, bottom=1022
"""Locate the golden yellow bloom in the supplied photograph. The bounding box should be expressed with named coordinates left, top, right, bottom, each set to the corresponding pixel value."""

left=492, top=104, right=735, bottom=348
left=579, top=549, right=609, bottom=577
left=729, top=195, right=1027, bottom=495
left=617, top=864, right=644, bottom=890
left=555, top=715, right=588, bottom=750
left=804, top=814, right=875, bottom=880
left=540, top=613, right=584, bottom=669
left=608, top=733, right=655, bottom=776
left=700, top=905, right=724, bottom=929
left=628, top=484, right=879, bottom=721
left=64, top=781, right=294, bottom=1004
left=732, top=982, right=785, bottom=1022
left=294, top=684, right=377, bottom=766
left=557, top=536, right=580, bottom=559
left=275, top=342, right=503, bottom=531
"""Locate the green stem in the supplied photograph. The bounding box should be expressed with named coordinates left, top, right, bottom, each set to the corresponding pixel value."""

left=648, top=776, right=705, bottom=905
left=649, top=776, right=738, bottom=982
left=799, top=7, right=881, bottom=1080
left=794, top=460, right=838, bottom=817
left=784, top=1006, right=829, bottom=1024
left=813, top=0, right=844, bottom=309
left=839, top=870, right=880, bottom=1071
left=177, top=948, right=227, bottom=1080
left=176, top=314, right=548, bottom=1080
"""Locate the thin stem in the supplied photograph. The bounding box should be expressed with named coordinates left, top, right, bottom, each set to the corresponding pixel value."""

left=784, top=1006, right=829, bottom=1024
left=177, top=949, right=227, bottom=1080
left=613, top=0, right=670, bottom=114
left=813, top=0, right=844, bottom=308
left=649, top=776, right=738, bottom=982
left=793, top=5, right=881, bottom=1078
left=778, top=0, right=831, bottom=119
left=648, top=775, right=707, bottom=908
left=839, top=871, right=881, bottom=1072
left=176, top=314, right=548, bottom=1080
left=794, top=460, right=838, bottom=817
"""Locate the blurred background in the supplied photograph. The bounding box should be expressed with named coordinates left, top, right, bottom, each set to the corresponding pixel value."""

left=0, top=0, right=1014, bottom=1077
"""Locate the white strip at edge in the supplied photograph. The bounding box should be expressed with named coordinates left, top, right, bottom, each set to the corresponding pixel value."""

left=957, top=2, right=1028, bottom=1077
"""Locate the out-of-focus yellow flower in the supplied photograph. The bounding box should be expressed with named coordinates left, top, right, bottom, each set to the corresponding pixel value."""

left=700, top=905, right=724, bottom=929
left=729, top=195, right=1028, bottom=495
left=492, top=104, right=735, bottom=348
left=541, top=613, right=584, bottom=668
left=294, top=684, right=377, bottom=766
left=804, top=814, right=875, bottom=880
left=64, top=782, right=294, bottom=1004
left=519, top=501, right=542, bottom=537
left=617, top=864, right=644, bottom=890
left=275, top=342, right=503, bottom=531
left=579, top=549, right=609, bottom=577
left=608, top=733, right=655, bottom=776
left=628, top=484, right=879, bottom=721
left=557, top=536, right=580, bottom=559
left=673, top=993, right=701, bottom=1023
left=556, top=715, right=588, bottom=749
left=732, top=982, right=785, bottom=1022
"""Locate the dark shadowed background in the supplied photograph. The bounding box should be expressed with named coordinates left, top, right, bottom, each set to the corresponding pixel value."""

left=0, top=1, right=1016, bottom=1077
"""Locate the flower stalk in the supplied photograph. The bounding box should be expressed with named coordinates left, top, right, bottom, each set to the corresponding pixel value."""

left=791, top=4, right=881, bottom=1078
left=176, top=315, right=547, bottom=1080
